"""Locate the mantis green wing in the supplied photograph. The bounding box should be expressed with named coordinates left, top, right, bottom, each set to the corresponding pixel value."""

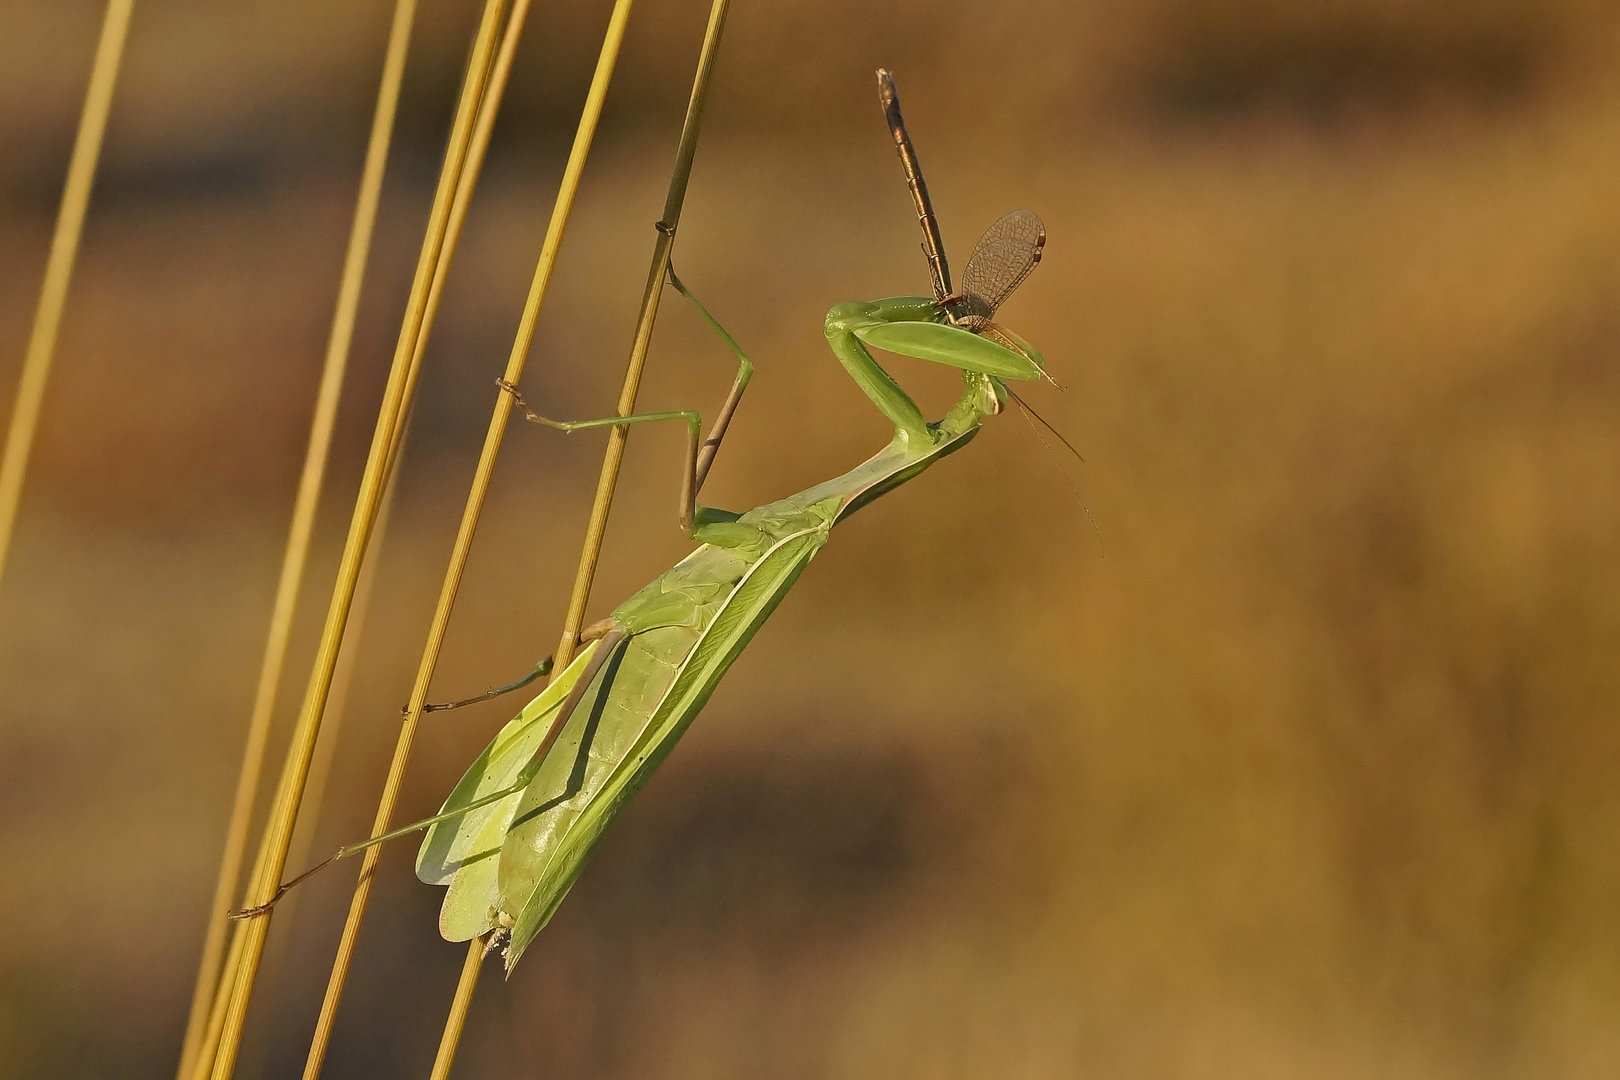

left=415, top=638, right=602, bottom=940
left=498, top=525, right=830, bottom=969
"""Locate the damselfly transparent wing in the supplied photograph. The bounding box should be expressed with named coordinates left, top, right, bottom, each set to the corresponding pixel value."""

left=959, top=209, right=1046, bottom=319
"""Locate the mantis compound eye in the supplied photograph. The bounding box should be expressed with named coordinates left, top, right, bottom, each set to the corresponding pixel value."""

left=985, top=374, right=1011, bottom=416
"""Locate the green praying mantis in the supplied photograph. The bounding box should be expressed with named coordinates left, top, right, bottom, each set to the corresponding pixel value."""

left=237, top=71, right=1054, bottom=973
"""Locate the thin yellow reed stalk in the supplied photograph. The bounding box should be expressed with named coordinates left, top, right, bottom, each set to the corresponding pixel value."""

left=283, top=435, right=407, bottom=908
left=427, top=4, right=731, bottom=1075
left=192, top=428, right=411, bottom=1080
left=0, top=0, right=134, bottom=592
left=173, top=5, right=417, bottom=1076
left=190, top=918, right=244, bottom=1080
left=427, top=941, right=488, bottom=1080
left=233, top=446, right=408, bottom=1080
left=300, top=2, right=643, bottom=1073
left=186, top=450, right=398, bottom=1080
left=297, top=7, right=542, bottom=1078
left=205, top=2, right=512, bottom=1076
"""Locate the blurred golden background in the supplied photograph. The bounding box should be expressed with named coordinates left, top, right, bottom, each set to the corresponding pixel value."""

left=3, top=0, right=1620, bottom=1076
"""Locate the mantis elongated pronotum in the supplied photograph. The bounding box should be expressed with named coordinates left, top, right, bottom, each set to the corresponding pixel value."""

left=236, top=70, right=1053, bottom=973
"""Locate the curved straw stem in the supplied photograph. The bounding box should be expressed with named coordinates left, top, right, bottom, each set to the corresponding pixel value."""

left=0, top=0, right=134, bottom=593
left=204, top=2, right=513, bottom=1076
left=172, top=5, right=417, bottom=1077
left=425, top=7, right=733, bottom=1075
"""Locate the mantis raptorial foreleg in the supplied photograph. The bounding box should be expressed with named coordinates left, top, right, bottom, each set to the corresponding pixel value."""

left=824, top=296, right=1046, bottom=438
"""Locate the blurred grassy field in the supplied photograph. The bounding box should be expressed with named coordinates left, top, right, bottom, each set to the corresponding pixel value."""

left=3, top=0, right=1620, bottom=1077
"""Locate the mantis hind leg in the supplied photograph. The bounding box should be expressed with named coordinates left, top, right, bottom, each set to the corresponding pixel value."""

left=233, top=623, right=635, bottom=919
left=421, top=657, right=554, bottom=714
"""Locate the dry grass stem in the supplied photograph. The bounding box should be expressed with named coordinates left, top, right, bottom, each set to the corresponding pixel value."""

left=0, top=0, right=133, bottom=590
left=203, top=1, right=511, bottom=1075
left=428, top=939, right=490, bottom=1080
left=423, top=4, right=734, bottom=1070
left=308, top=0, right=653, bottom=1070
left=292, top=0, right=575, bottom=1072
left=172, top=3, right=417, bottom=1076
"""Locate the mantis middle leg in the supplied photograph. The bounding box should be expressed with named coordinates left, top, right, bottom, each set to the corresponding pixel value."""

left=501, top=263, right=755, bottom=535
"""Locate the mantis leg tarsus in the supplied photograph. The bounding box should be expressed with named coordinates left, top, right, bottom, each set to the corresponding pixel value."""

left=228, top=848, right=344, bottom=919
left=419, top=656, right=555, bottom=715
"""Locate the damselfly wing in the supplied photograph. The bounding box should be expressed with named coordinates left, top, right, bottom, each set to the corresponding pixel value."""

left=950, top=208, right=1046, bottom=361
